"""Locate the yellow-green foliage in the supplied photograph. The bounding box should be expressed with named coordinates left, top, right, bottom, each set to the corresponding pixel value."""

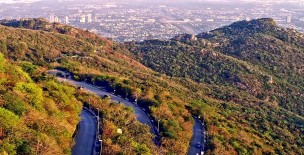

left=0, top=56, right=81, bottom=154
left=14, top=82, right=43, bottom=109
left=0, top=53, right=4, bottom=71
left=0, top=107, right=20, bottom=129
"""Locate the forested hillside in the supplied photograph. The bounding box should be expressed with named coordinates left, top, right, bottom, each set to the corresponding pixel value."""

left=124, top=18, right=304, bottom=154
left=0, top=53, right=82, bottom=154
left=0, top=18, right=303, bottom=155
left=0, top=19, right=195, bottom=154
left=0, top=52, right=157, bottom=155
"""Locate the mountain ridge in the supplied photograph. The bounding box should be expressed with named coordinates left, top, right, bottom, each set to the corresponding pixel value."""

left=0, top=18, right=303, bottom=155
left=124, top=18, right=304, bottom=154
left=125, top=17, right=304, bottom=113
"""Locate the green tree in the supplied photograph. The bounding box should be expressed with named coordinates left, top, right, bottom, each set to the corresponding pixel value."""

left=14, top=82, right=43, bottom=110
left=0, top=107, right=20, bottom=129
left=0, top=53, right=4, bottom=71
left=0, top=39, right=7, bottom=53
left=20, top=61, right=37, bottom=76
left=3, top=91, right=26, bottom=116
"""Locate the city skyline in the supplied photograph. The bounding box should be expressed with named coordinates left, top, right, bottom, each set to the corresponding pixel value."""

left=0, top=0, right=304, bottom=41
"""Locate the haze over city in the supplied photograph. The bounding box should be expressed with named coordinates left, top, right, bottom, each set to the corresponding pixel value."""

left=1, top=0, right=304, bottom=41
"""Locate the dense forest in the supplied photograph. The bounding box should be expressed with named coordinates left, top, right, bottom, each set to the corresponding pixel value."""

left=124, top=18, right=304, bottom=154
left=0, top=18, right=303, bottom=155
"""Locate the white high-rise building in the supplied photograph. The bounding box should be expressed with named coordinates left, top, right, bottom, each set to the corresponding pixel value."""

left=80, top=15, right=86, bottom=23
left=49, top=14, right=59, bottom=23
left=87, top=14, right=92, bottom=23
left=49, top=14, right=55, bottom=22
left=54, top=16, right=59, bottom=22
left=94, top=16, right=98, bottom=22
left=286, top=16, right=292, bottom=23
left=65, top=16, right=69, bottom=23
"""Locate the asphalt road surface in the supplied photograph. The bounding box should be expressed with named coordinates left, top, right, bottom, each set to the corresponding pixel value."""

left=57, top=77, right=158, bottom=136
left=72, top=109, right=97, bottom=155
left=188, top=117, right=205, bottom=155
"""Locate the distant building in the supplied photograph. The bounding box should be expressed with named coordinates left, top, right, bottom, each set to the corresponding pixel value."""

left=147, top=19, right=156, bottom=23
left=286, top=16, right=292, bottom=23
left=49, top=14, right=59, bottom=23
left=49, top=15, right=54, bottom=22
left=65, top=16, right=69, bottom=23
left=94, top=15, right=98, bottom=22
left=89, top=29, right=98, bottom=33
left=194, top=18, right=202, bottom=22
left=80, top=15, right=86, bottom=23
left=184, top=19, right=191, bottom=22
left=206, top=19, right=214, bottom=22
left=87, top=14, right=92, bottom=23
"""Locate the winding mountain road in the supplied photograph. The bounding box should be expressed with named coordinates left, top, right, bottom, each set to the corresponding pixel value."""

left=72, top=109, right=97, bottom=155
left=188, top=116, right=205, bottom=155
left=49, top=70, right=206, bottom=154
left=56, top=76, right=159, bottom=136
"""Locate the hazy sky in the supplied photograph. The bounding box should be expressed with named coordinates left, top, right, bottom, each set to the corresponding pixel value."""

left=0, top=0, right=304, bottom=4
left=0, top=0, right=40, bottom=3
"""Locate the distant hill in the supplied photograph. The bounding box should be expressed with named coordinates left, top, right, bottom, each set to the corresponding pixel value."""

left=0, top=18, right=109, bottom=46
left=125, top=18, right=304, bottom=115
left=124, top=18, right=304, bottom=154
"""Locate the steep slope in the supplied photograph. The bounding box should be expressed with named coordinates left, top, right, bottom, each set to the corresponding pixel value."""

left=124, top=18, right=304, bottom=154
left=0, top=53, right=158, bottom=154
left=0, top=19, right=194, bottom=154
left=197, top=18, right=304, bottom=116
left=0, top=53, right=82, bottom=154
left=125, top=18, right=304, bottom=116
